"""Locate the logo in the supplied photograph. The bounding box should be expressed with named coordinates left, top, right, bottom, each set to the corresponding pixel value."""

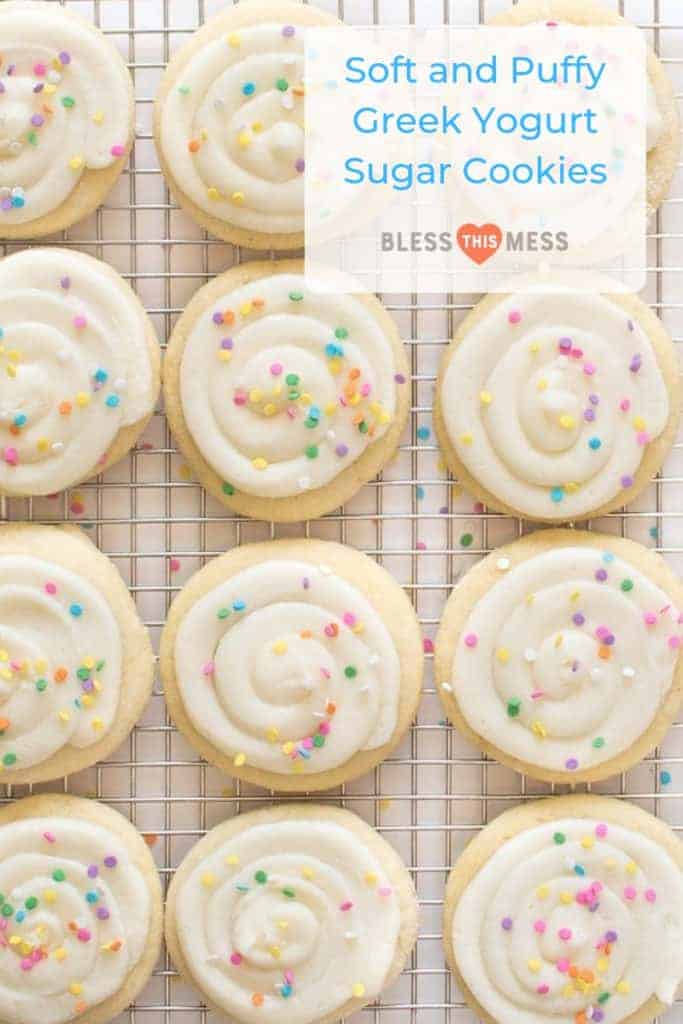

left=380, top=228, right=569, bottom=259
left=456, top=223, right=502, bottom=264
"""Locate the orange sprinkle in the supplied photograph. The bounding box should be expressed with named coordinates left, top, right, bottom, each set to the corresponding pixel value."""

left=568, top=966, right=579, bottom=979
left=326, top=700, right=337, bottom=715
left=54, top=667, right=68, bottom=683
left=109, top=939, right=123, bottom=952
left=344, top=384, right=357, bottom=399
left=75, top=1003, right=87, bottom=1015
left=352, top=413, right=363, bottom=425
left=251, top=994, right=264, bottom=1007
left=598, top=645, right=611, bottom=660
left=0, top=718, right=9, bottom=732
left=8, top=425, right=18, bottom=436
left=252, top=297, right=265, bottom=308
left=223, top=310, right=235, bottom=325
left=58, top=401, right=72, bottom=416
left=579, top=969, right=594, bottom=983
left=349, top=367, right=361, bottom=380
left=143, top=833, right=158, bottom=847
left=188, top=139, right=201, bottom=153
left=293, top=87, right=305, bottom=96
left=300, top=629, right=312, bottom=639
left=576, top=1014, right=587, bottom=1024
left=43, top=104, right=54, bottom=116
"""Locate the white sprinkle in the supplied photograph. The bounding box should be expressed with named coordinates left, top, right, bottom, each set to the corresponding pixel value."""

left=441, top=682, right=453, bottom=693
left=47, top=70, right=61, bottom=84
left=326, top=429, right=336, bottom=441
left=590, top=667, right=603, bottom=683
left=622, top=666, right=635, bottom=679
left=298, top=476, right=311, bottom=491
left=496, top=557, right=511, bottom=571
left=57, top=349, right=69, bottom=362
left=344, top=932, right=358, bottom=941
left=524, top=648, right=537, bottom=663
left=10, top=186, right=23, bottom=198
left=51, top=442, right=64, bottom=453
left=113, top=377, right=127, bottom=391
left=320, top=564, right=333, bottom=576
left=368, top=653, right=380, bottom=666
left=281, top=91, right=295, bottom=110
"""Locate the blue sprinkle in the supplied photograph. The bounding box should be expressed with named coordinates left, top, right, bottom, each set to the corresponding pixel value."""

left=235, top=883, right=249, bottom=893
left=298, top=747, right=311, bottom=760
left=416, top=486, right=425, bottom=500
left=94, top=368, right=108, bottom=383
left=0, top=328, right=4, bottom=339
left=86, top=891, right=99, bottom=903
left=13, top=413, right=27, bottom=427
left=574, top=864, right=586, bottom=876
left=105, top=394, right=120, bottom=408
left=602, top=552, right=615, bottom=563
left=233, top=599, right=246, bottom=612
left=242, top=82, right=256, bottom=95
left=550, top=486, right=564, bottom=503
left=11, top=196, right=24, bottom=208
left=69, top=603, right=83, bottom=618
left=588, top=437, right=601, bottom=450
left=649, top=526, right=659, bottom=540
left=308, top=406, right=321, bottom=420
left=661, top=770, right=672, bottom=785
left=281, top=985, right=293, bottom=998
left=15, top=910, right=25, bottom=923
left=417, top=426, right=431, bottom=441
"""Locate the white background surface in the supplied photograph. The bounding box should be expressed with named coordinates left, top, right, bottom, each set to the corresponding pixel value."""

left=2, top=1, right=683, bottom=1022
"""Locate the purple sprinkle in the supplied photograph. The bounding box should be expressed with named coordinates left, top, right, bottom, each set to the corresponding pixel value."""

left=60, top=276, right=71, bottom=290
left=588, top=902, right=600, bottom=912
left=439, top=505, right=448, bottom=514
left=33, top=83, right=44, bottom=93
left=595, top=569, right=608, bottom=582
left=7, top=65, right=15, bottom=77
left=96, top=907, right=110, bottom=920
left=282, top=24, right=296, bottom=36
left=627, top=319, right=634, bottom=332
left=295, top=158, right=305, bottom=173
left=59, top=51, right=71, bottom=65
left=572, top=612, right=585, bottom=626
left=621, top=474, right=634, bottom=488
left=335, top=444, right=349, bottom=458
left=30, top=114, right=43, bottom=127
left=220, top=337, right=233, bottom=350
left=87, top=865, right=98, bottom=879
left=501, top=916, right=513, bottom=931
left=583, top=408, right=595, bottom=423
left=589, top=393, right=600, bottom=406
left=0, top=83, right=5, bottom=95
left=565, top=757, right=579, bottom=770
left=81, top=680, right=94, bottom=692
left=593, top=1012, right=604, bottom=1023
left=558, top=337, right=572, bottom=352
left=1, top=198, right=12, bottom=211
left=103, top=856, right=118, bottom=869
left=302, top=577, right=310, bottom=589
left=604, top=635, right=615, bottom=646
left=394, top=373, right=406, bottom=384
left=629, top=354, right=642, bottom=373
left=606, top=930, right=618, bottom=942
left=212, top=311, right=223, bottom=325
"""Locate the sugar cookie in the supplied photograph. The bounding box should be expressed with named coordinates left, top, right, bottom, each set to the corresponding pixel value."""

left=160, top=538, right=423, bottom=791
left=0, top=2, right=134, bottom=238
left=0, top=523, right=154, bottom=785
left=434, top=289, right=681, bottom=522
left=153, top=0, right=338, bottom=248
left=435, top=529, right=683, bottom=784
left=163, top=259, right=409, bottom=521
left=165, top=803, right=418, bottom=1024
left=0, top=248, right=160, bottom=497
left=444, top=794, right=683, bottom=1024
left=0, top=792, right=162, bottom=1024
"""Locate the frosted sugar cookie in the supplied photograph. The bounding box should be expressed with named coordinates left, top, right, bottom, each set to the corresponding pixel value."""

left=165, top=803, right=418, bottom=1024
left=160, top=538, right=423, bottom=790
left=0, top=523, right=154, bottom=785
left=490, top=0, right=681, bottom=216
left=434, top=290, right=680, bottom=522
left=163, top=259, right=409, bottom=522
left=0, top=248, right=160, bottom=497
left=0, top=2, right=134, bottom=238
left=444, top=794, right=683, bottom=1024
left=435, top=529, right=683, bottom=784
left=153, top=0, right=338, bottom=248
left=0, top=793, right=162, bottom=1024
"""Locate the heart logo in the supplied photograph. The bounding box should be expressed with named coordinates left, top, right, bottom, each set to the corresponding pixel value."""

left=456, top=223, right=502, bottom=265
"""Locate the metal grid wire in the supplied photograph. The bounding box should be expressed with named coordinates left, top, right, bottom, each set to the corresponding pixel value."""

left=0, top=0, right=682, bottom=1021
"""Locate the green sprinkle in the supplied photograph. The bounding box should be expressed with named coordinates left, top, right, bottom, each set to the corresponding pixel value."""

left=61, top=96, right=75, bottom=108
left=1, top=905, right=12, bottom=918
left=52, top=869, right=66, bottom=882
left=35, top=678, right=48, bottom=692
left=305, top=445, right=319, bottom=459
left=460, top=533, right=474, bottom=548
left=344, top=666, right=357, bottom=679
left=276, top=78, right=289, bottom=91
left=222, top=481, right=235, bottom=496
left=358, top=420, right=368, bottom=434
left=288, top=291, right=303, bottom=302
left=313, top=734, right=325, bottom=747
left=24, top=897, right=38, bottom=911
left=217, top=607, right=231, bottom=620
left=178, top=85, right=191, bottom=95
left=592, top=736, right=605, bottom=749
left=282, top=887, right=296, bottom=898
left=26, top=131, right=37, bottom=146
left=2, top=753, right=15, bottom=766
left=255, top=870, right=267, bottom=884
left=77, top=667, right=90, bottom=681
left=506, top=699, right=521, bottom=718
left=285, top=374, right=299, bottom=386
left=335, top=327, right=348, bottom=339
left=553, top=832, right=566, bottom=845
left=620, top=579, right=634, bottom=592
left=598, top=993, right=610, bottom=1005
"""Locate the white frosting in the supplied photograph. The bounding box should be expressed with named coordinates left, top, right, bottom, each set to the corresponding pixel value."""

left=179, top=273, right=399, bottom=499
left=173, top=559, right=401, bottom=775
left=0, top=3, right=132, bottom=224
left=160, top=21, right=313, bottom=235
left=453, top=816, right=683, bottom=1024
left=174, top=818, right=401, bottom=1023
left=0, top=249, right=155, bottom=496
left=451, top=546, right=682, bottom=774
left=0, top=814, right=150, bottom=1024
left=0, top=554, right=121, bottom=773
left=646, top=79, right=664, bottom=151
left=441, top=293, right=669, bottom=519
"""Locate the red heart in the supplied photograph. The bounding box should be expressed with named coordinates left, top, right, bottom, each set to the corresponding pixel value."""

left=456, top=223, right=502, bottom=265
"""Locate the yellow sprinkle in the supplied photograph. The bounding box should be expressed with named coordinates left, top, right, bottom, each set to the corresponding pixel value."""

left=69, top=156, right=84, bottom=171
left=83, top=657, right=95, bottom=669
left=531, top=720, right=547, bottom=739
left=207, top=186, right=221, bottom=201
left=562, top=983, right=575, bottom=998
left=227, top=32, right=240, bottom=46
left=536, top=378, right=548, bottom=391
left=240, top=302, right=253, bottom=317
left=529, top=342, right=541, bottom=354
left=597, top=957, right=609, bottom=973
left=252, top=457, right=268, bottom=471
left=252, top=121, right=263, bottom=133
left=226, top=854, right=240, bottom=866
left=479, top=390, right=493, bottom=406
left=277, top=920, right=289, bottom=930
left=0, top=669, right=10, bottom=681
left=348, top=393, right=361, bottom=407
left=91, top=717, right=104, bottom=731
left=75, top=392, right=90, bottom=407
left=328, top=357, right=342, bottom=375
left=8, top=936, right=20, bottom=947
left=526, top=593, right=536, bottom=605
left=325, top=402, right=337, bottom=416
left=559, top=414, right=576, bottom=429
left=581, top=836, right=595, bottom=849
left=352, top=983, right=366, bottom=998
left=364, top=872, right=378, bottom=886
left=6, top=364, right=16, bottom=378
left=0, top=650, right=6, bottom=661
left=93, top=110, right=105, bottom=124
left=69, top=983, right=83, bottom=997
left=237, top=131, right=251, bottom=148
left=218, top=351, right=232, bottom=362
left=536, top=885, right=549, bottom=899
left=249, top=388, right=263, bottom=404
left=233, top=752, right=246, bottom=767
left=301, top=866, right=315, bottom=880
left=58, top=710, right=70, bottom=723
left=616, top=980, right=631, bottom=994
left=633, top=416, right=646, bottom=431
left=272, top=640, right=288, bottom=655
left=269, top=946, right=281, bottom=959
left=570, top=590, right=581, bottom=602
left=565, top=481, right=579, bottom=494
left=527, top=959, right=541, bottom=974
left=626, top=861, right=638, bottom=875
left=495, top=648, right=510, bottom=664
left=20, top=942, right=32, bottom=956
left=43, top=890, right=57, bottom=904
left=604, top=858, right=617, bottom=870
left=53, top=947, right=67, bottom=961
left=554, top=633, right=563, bottom=648
left=299, top=393, right=312, bottom=406
left=263, top=403, right=277, bottom=416
left=81, top=694, right=94, bottom=708
left=265, top=727, right=280, bottom=743
left=44, top=83, right=56, bottom=95
left=201, top=872, right=215, bottom=888
left=231, top=191, right=245, bottom=204
left=459, top=433, right=473, bottom=445
left=282, top=741, right=295, bottom=755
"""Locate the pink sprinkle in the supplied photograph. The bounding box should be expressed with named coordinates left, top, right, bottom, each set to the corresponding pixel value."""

left=583, top=362, right=596, bottom=375
left=202, top=662, right=215, bottom=677
left=76, top=929, right=91, bottom=943
left=339, top=901, right=353, bottom=911
left=3, top=447, right=17, bottom=466
left=668, top=636, right=681, bottom=649
left=559, top=928, right=572, bottom=941
left=473, top=502, right=484, bottom=514
left=637, top=431, right=651, bottom=446
left=595, top=823, right=608, bottom=838
left=33, top=63, right=46, bottom=77
left=318, top=721, right=331, bottom=735
left=69, top=500, right=85, bottom=516
left=644, top=611, right=657, bottom=626
left=534, top=920, right=546, bottom=934
left=360, top=382, right=371, bottom=397
left=20, top=959, right=33, bottom=972
left=45, top=581, right=57, bottom=595
left=464, top=633, right=478, bottom=648
left=570, top=348, right=583, bottom=360
left=301, top=737, right=314, bottom=750
left=378, top=886, right=392, bottom=898
left=556, top=958, right=570, bottom=973
left=110, top=144, right=125, bottom=157
left=623, top=886, right=636, bottom=901
left=508, top=310, right=522, bottom=325
left=73, top=315, right=87, bottom=329
left=645, top=888, right=657, bottom=902
left=10, top=660, right=21, bottom=671
left=620, top=398, right=631, bottom=412
left=0, top=920, right=7, bottom=932
left=230, top=952, right=243, bottom=965
left=423, top=638, right=434, bottom=654
left=531, top=690, right=545, bottom=700
left=320, top=667, right=331, bottom=679
left=577, top=891, right=588, bottom=905
left=169, top=557, right=181, bottom=573
left=270, top=362, right=283, bottom=376
left=234, top=391, right=247, bottom=406
left=343, top=612, right=357, bottom=627
left=284, top=970, right=294, bottom=985
left=537, top=984, right=550, bottom=995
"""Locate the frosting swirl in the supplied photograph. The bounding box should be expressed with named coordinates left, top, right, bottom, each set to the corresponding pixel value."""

left=173, top=816, right=401, bottom=1023
left=158, top=16, right=325, bottom=237
left=0, top=248, right=157, bottom=496
left=177, top=272, right=400, bottom=499
left=0, top=553, right=121, bottom=774
left=452, top=815, right=683, bottom=1024
left=0, top=813, right=150, bottom=1024
left=172, top=558, right=401, bottom=776
left=0, top=2, right=132, bottom=226
left=438, top=292, right=671, bottom=519
left=446, top=543, right=682, bottom=776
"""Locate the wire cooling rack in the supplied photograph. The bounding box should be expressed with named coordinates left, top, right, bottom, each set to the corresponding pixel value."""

left=1, top=0, right=682, bottom=1021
